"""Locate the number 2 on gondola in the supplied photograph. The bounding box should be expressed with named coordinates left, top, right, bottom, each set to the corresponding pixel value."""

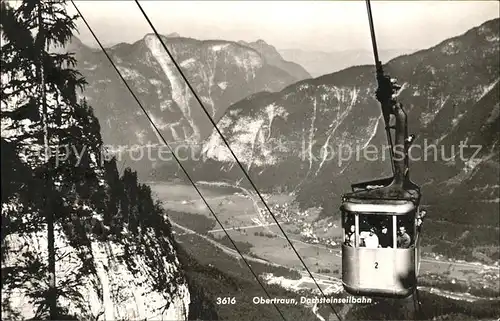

left=374, top=262, right=378, bottom=269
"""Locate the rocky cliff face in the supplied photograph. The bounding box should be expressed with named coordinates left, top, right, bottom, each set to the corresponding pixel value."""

left=2, top=221, right=191, bottom=320
left=2, top=118, right=192, bottom=319
left=239, top=39, right=311, bottom=81
left=71, top=35, right=304, bottom=148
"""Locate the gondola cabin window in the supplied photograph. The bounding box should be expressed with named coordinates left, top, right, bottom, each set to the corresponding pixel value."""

left=342, top=211, right=416, bottom=249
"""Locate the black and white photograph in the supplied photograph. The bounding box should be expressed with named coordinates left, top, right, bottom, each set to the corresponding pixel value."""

left=1, top=1, right=499, bottom=320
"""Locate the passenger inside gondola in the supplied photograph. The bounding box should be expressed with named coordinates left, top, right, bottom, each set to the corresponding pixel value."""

left=343, top=212, right=356, bottom=246
left=397, top=225, right=411, bottom=248
left=362, top=227, right=379, bottom=248
left=378, top=223, right=392, bottom=248
left=358, top=215, right=385, bottom=248
left=345, top=224, right=355, bottom=246
left=358, top=219, right=369, bottom=247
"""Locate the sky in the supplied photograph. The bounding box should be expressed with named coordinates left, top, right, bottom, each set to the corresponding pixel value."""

left=67, top=1, right=499, bottom=52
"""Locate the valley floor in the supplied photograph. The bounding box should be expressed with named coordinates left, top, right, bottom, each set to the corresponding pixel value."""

left=149, top=181, right=500, bottom=304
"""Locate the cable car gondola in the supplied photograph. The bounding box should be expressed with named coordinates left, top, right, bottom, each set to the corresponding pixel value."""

left=340, top=0, right=426, bottom=299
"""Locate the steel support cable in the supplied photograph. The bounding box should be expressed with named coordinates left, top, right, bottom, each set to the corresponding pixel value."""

left=365, top=0, right=395, bottom=173
left=365, top=0, right=381, bottom=68
left=70, top=2, right=287, bottom=320
left=133, top=1, right=343, bottom=320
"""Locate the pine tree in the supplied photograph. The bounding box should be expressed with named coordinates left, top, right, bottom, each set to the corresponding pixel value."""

left=1, top=1, right=105, bottom=318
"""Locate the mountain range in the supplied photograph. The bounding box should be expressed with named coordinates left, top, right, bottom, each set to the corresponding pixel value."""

left=167, top=18, right=500, bottom=262
left=69, top=35, right=307, bottom=145
left=68, top=34, right=311, bottom=176
left=70, top=19, right=499, bottom=262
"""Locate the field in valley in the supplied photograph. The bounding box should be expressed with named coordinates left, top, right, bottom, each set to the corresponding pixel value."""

left=151, top=181, right=263, bottom=228
left=150, top=181, right=343, bottom=276
left=212, top=226, right=342, bottom=275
